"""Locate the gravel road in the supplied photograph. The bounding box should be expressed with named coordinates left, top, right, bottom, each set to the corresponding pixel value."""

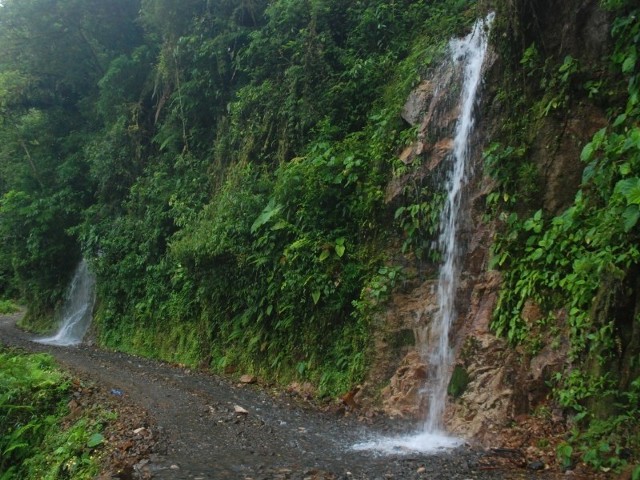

left=1, top=312, right=562, bottom=479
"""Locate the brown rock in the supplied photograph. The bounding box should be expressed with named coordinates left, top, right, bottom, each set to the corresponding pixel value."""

left=381, top=350, right=428, bottom=419
left=402, top=81, right=436, bottom=126
left=239, top=374, right=257, bottom=384
left=521, top=299, right=543, bottom=323
left=340, top=386, right=361, bottom=410
left=286, top=381, right=316, bottom=399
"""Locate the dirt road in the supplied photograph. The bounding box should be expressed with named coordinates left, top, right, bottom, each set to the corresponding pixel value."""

left=1, top=312, right=551, bottom=479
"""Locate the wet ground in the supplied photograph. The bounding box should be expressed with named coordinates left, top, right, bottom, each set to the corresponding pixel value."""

left=1, top=312, right=566, bottom=479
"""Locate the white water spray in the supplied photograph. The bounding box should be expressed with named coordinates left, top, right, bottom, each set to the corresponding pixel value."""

left=35, top=259, right=96, bottom=346
left=355, top=13, right=493, bottom=454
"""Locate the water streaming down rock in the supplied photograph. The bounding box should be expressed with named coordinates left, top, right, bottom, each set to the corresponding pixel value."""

left=35, top=260, right=96, bottom=346
left=355, top=13, right=494, bottom=454
left=421, top=11, right=494, bottom=434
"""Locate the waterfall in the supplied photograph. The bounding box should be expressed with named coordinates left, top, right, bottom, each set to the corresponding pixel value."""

left=422, top=11, right=494, bottom=433
left=35, top=259, right=96, bottom=346
left=354, top=13, right=493, bottom=454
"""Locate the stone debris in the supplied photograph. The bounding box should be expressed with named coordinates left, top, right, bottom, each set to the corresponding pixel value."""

left=234, top=405, right=249, bottom=415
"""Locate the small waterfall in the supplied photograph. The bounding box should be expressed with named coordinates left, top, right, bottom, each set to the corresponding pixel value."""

left=422, top=12, right=494, bottom=433
left=35, top=259, right=96, bottom=346
left=354, top=13, right=493, bottom=454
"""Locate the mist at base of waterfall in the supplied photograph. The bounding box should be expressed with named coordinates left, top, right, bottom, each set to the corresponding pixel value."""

left=352, top=431, right=461, bottom=455
left=34, top=311, right=88, bottom=347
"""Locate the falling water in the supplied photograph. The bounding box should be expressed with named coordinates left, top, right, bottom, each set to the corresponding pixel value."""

left=35, top=259, right=96, bottom=346
left=354, top=13, right=493, bottom=454
left=422, top=11, right=494, bottom=433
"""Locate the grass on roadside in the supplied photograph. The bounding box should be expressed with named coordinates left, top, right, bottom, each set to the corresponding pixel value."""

left=0, top=348, right=111, bottom=480
left=0, top=299, right=19, bottom=314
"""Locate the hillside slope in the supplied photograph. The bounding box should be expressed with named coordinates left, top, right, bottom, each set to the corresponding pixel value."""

left=0, top=0, right=638, bottom=475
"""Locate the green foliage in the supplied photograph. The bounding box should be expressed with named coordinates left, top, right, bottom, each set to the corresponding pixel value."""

left=169, top=125, right=391, bottom=394
left=447, top=365, right=470, bottom=399
left=0, top=0, right=144, bottom=322
left=0, top=300, right=19, bottom=314
left=394, top=191, right=444, bottom=263
left=0, top=0, right=478, bottom=399
left=0, top=189, right=81, bottom=322
left=489, top=0, right=640, bottom=470
left=229, top=0, right=474, bottom=163
left=556, top=442, right=574, bottom=470
left=0, top=349, right=106, bottom=479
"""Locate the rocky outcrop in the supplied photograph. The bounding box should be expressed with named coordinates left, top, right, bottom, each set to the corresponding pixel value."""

left=381, top=350, right=427, bottom=419
left=385, top=58, right=460, bottom=204
left=530, top=103, right=608, bottom=214
left=362, top=280, right=437, bottom=417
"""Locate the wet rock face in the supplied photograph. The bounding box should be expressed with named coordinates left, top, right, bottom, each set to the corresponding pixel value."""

left=401, top=81, right=437, bottom=127
left=531, top=103, right=607, bottom=214
left=364, top=280, right=437, bottom=417
left=509, top=0, right=611, bottom=66
left=385, top=60, right=459, bottom=204
left=381, top=350, right=427, bottom=419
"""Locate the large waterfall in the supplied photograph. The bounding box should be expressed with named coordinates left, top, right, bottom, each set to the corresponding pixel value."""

left=35, top=259, right=96, bottom=347
left=355, top=13, right=493, bottom=453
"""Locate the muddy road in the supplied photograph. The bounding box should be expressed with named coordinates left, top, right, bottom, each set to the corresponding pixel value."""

left=1, top=312, right=556, bottom=479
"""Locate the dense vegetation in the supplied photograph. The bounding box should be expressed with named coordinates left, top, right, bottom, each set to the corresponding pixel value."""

left=488, top=0, right=640, bottom=472
left=0, top=0, right=638, bottom=475
left=0, top=0, right=476, bottom=394
left=0, top=348, right=108, bottom=479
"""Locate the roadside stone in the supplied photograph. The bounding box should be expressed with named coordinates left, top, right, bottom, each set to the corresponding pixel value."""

left=234, top=405, right=249, bottom=415
left=528, top=459, right=545, bottom=470
left=240, top=374, right=258, bottom=384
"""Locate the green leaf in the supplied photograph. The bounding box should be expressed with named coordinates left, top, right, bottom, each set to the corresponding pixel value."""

left=530, top=248, right=544, bottom=261
left=3, top=442, right=28, bottom=455
left=613, top=113, right=627, bottom=127
left=250, top=199, right=282, bottom=234
left=582, top=162, right=596, bottom=182
left=623, top=205, right=640, bottom=232
left=580, top=142, right=595, bottom=162
left=335, top=237, right=346, bottom=257
left=616, top=178, right=640, bottom=205
left=622, top=49, right=637, bottom=74
left=620, top=163, right=632, bottom=176
left=573, top=411, right=588, bottom=422
left=87, top=433, right=104, bottom=448
left=311, top=290, right=321, bottom=305
left=318, top=250, right=330, bottom=262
